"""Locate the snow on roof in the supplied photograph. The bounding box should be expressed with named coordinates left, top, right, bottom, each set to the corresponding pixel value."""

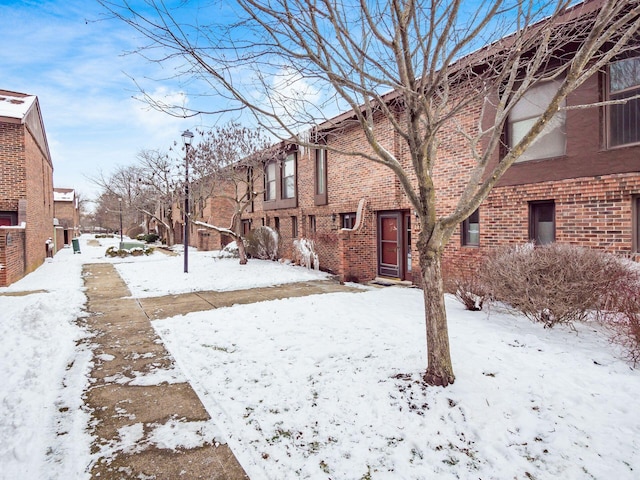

left=0, top=92, right=36, bottom=120
left=53, top=190, right=75, bottom=202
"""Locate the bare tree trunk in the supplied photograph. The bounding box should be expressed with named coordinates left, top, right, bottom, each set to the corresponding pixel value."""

left=419, top=239, right=455, bottom=387
left=232, top=214, right=248, bottom=265
left=165, top=221, right=175, bottom=246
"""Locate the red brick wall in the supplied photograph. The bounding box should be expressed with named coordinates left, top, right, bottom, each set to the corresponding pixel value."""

left=228, top=76, right=640, bottom=284
left=55, top=226, right=64, bottom=254
left=23, top=124, right=54, bottom=273
left=54, top=199, right=79, bottom=233
left=0, top=122, right=25, bottom=211
left=195, top=186, right=237, bottom=250
left=0, top=228, right=26, bottom=287
left=443, top=173, right=640, bottom=278
left=0, top=117, right=54, bottom=284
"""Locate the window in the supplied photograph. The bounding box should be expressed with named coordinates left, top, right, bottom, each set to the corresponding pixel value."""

left=291, top=216, right=298, bottom=238
left=282, top=153, right=295, bottom=199
left=0, top=211, right=17, bottom=226
left=315, top=147, right=328, bottom=205
left=608, top=57, right=640, bottom=147
left=265, top=162, right=276, bottom=201
left=264, top=151, right=297, bottom=210
left=246, top=167, right=254, bottom=213
left=274, top=217, right=280, bottom=231
left=509, top=80, right=566, bottom=162
left=341, top=212, right=357, bottom=229
left=241, top=219, right=251, bottom=236
left=309, top=215, right=316, bottom=234
left=529, top=201, right=555, bottom=245
left=461, top=208, right=480, bottom=246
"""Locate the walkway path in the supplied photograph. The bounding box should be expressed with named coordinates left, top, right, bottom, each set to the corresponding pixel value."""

left=82, top=263, right=361, bottom=479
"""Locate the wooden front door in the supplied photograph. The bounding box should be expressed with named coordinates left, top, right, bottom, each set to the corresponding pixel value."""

left=378, top=211, right=412, bottom=280
left=378, top=212, right=402, bottom=278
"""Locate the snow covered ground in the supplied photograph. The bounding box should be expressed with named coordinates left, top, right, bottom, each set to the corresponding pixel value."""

left=1, top=234, right=639, bottom=479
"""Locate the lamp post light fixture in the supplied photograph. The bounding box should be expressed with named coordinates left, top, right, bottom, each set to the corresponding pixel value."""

left=118, top=197, right=124, bottom=247
left=182, top=129, right=194, bottom=273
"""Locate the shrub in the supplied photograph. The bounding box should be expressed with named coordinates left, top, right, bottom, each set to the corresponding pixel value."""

left=445, top=269, right=488, bottom=311
left=480, top=243, right=627, bottom=328
left=245, top=226, right=280, bottom=260
left=105, top=245, right=154, bottom=258
left=293, top=238, right=319, bottom=270
left=136, top=233, right=160, bottom=243
left=599, top=264, right=640, bottom=366
left=126, top=225, right=144, bottom=239
left=218, top=241, right=240, bottom=259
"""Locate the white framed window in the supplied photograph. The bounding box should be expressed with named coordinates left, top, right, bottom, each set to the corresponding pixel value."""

left=509, top=80, right=566, bottom=162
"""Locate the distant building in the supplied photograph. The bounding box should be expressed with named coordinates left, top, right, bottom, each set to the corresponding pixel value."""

left=54, top=188, right=80, bottom=245
left=0, top=89, right=54, bottom=286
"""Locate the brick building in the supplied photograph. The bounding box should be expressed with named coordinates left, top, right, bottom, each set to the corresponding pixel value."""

left=53, top=188, right=80, bottom=246
left=0, top=90, right=55, bottom=287
left=196, top=4, right=640, bottom=285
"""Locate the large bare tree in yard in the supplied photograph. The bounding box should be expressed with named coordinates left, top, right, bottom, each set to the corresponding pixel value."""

left=101, top=0, right=640, bottom=386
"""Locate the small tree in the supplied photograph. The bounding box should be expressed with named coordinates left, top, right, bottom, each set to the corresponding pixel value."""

left=92, top=149, right=184, bottom=245
left=190, top=123, right=283, bottom=264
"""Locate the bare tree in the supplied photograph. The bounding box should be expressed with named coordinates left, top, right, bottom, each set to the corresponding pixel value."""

left=99, top=0, right=640, bottom=386
left=91, top=149, right=183, bottom=245
left=190, top=123, right=282, bottom=264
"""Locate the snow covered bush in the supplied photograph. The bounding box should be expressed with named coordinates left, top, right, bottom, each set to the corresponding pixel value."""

left=105, top=246, right=154, bottom=258
left=245, top=226, right=279, bottom=260
left=293, top=238, right=319, bottom=270
left=445, top=268, right=488, bottom=311
left=217, top=241, right=240, bottom=259
left=480, top=243, right=626, bottom=328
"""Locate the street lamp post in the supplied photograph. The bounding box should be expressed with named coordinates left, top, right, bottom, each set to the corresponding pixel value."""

left=118, top=197, right=123, bottom=247
left=182, top=129, right=194, bottom=273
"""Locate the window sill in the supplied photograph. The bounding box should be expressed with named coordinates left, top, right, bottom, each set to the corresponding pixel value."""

left=263, top=197, right=297, bottom=210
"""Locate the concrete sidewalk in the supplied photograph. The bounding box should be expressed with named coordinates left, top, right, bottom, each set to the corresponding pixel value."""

left=82, top=262, right=361, bottom=479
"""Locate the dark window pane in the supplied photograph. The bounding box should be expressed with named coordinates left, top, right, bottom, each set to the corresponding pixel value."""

left=610, top=90, right=640, bottom=146
left=341, top=212, right=357, bottom=229
left=462, top=209, right=480, bottom=246
left=530, top=202, right=555, bottom=245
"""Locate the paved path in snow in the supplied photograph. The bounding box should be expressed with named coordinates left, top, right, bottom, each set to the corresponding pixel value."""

left=82, top=263, right=249, bottom=479
left=81, top=263, right=361, bottom=479
left=136, top=279, right=363, bottom=320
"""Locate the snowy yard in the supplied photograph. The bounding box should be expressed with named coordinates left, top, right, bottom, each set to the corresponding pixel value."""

left=1, top=234, right=639, bottom=479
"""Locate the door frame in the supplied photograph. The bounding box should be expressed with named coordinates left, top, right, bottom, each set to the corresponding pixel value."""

left=377, top=210, right=412, bottom=280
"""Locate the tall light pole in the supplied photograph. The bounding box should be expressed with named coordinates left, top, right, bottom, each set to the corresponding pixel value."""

left=182, top=129, right=194, bottom=273
left=118, top=197, right=123, bottom=247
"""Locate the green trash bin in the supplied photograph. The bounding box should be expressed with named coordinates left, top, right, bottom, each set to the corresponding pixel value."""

left=72, top=238, right=81, bottom=254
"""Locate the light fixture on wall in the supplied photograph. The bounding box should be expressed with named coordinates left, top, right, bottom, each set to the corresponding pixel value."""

left=331, top=213, right=337, bottom=223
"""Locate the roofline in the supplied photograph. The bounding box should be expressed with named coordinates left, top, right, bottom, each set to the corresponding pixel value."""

left=314, top=0, right=608, bottom=132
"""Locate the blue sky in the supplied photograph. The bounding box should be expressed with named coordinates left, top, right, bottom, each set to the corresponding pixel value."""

left=0, top=0, right=204, bottom=203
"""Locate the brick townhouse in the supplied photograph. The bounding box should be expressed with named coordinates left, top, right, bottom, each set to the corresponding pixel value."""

left=0, top=90, right=55, bottom=287
left=196, top=2, right=640, bottom=285
left=53, top=188, right=80, bottom=246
